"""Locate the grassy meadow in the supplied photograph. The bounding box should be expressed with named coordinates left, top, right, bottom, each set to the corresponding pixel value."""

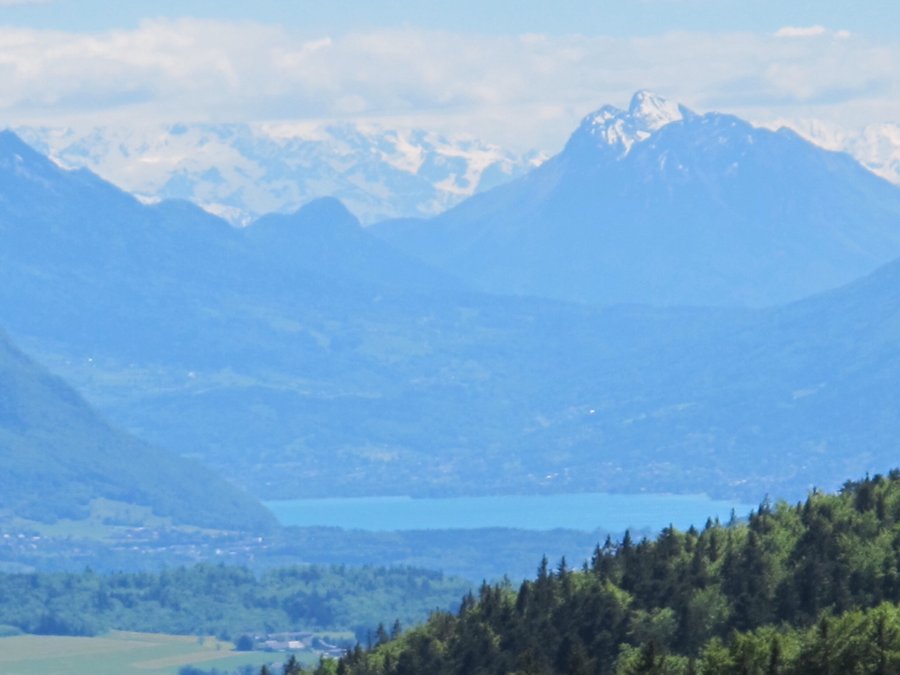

left=0, top=631, right=305, bottom=675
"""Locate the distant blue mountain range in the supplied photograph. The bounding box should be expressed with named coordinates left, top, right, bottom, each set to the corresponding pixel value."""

left=2, top=94, right=900, bottom=504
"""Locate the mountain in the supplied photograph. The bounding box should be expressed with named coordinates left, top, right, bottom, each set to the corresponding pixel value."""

left=15, top=122, right=541, bottom=225
left=0, top=129, right=457, bottom=363
left=0, top=128, right=487, bottom=495
left=3, top=128, right=900, bottom=504
left=780, top=117, right=900, bottom=186
left=0, top=328, right=276, bottom=531
left=373, top=91, right=900, bottom=307
left=244, top=197, right=464, bottom=292
left=0, top=129, right=241, bottom=364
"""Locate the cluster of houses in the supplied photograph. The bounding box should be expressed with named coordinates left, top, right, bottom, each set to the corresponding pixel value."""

left=251, top=631, right=346, bottom=659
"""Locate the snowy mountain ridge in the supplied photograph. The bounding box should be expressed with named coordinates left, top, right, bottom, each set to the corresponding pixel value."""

left=16, top=122, right=543, bottom=225
left=574, top=91, right=900, bottom=187
left=13, top=91, right=900, bottom=227
left=767, top=117, right=900, bottom=186
left=579, top=90, right=686, bottom=156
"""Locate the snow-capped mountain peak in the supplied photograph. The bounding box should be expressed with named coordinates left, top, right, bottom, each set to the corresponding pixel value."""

left=628, top=90, right=684, bottom=131
left=576, top=90, right=687, bottom=156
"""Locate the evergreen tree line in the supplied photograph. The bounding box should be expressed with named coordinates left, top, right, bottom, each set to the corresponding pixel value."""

left=306, top=471, right=900, bottom=674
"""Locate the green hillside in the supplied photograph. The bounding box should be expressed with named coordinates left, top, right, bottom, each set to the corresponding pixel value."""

left=0, top=564, right=470, bottom=642
left=0, top=330, right=276, bottom=532
left=328, top=471, right=900, bottom=674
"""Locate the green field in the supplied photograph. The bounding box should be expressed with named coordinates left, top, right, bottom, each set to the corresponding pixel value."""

left=0, top=631, right=305, bottom=675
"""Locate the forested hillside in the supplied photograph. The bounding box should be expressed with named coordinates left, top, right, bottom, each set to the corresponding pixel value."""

left=0, top=329, right=275, bottom=532
left=0, top=564, right=469, bottom=643
left=323, top=471, right=900, bottom=674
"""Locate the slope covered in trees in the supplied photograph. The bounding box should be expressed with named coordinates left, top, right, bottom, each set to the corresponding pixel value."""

left=325, top=471, right=900, bottom=674
left=0, top=564, right=469, bottom=643
left=0, top=329, right=275, bottom=532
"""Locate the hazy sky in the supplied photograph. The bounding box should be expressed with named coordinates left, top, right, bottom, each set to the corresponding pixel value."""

left=1, top=0, right=898, bottom=152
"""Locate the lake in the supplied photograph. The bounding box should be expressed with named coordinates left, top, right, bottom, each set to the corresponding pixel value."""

left=265, top=492, right=758, bottom=533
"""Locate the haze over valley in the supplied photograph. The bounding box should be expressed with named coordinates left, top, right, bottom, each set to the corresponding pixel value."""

left=1, top=3, right=900, bottom=673
left=3, top=92, right=899, bottom=506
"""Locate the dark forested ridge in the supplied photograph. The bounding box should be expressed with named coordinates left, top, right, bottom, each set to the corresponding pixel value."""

left=321, top=471, right=900, bottom=674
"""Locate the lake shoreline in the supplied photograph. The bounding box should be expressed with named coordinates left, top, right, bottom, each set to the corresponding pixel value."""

left=265, top=492, right=758, bottom=533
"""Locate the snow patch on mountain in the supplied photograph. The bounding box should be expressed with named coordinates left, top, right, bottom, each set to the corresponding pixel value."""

left=762, top=117, right=900, bottom=186
left=581, top=90, right=686, bottom=156
left=15, top=123, right=544, bottom=225
left=579, top=92, right=900, bottom=190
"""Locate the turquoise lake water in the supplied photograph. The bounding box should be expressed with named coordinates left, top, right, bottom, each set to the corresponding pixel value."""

left=265, top=493, right=757, bottom=533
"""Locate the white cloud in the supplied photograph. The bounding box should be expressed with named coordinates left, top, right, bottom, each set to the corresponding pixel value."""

left=774, top=25, right=828, bottom=38
left=773, top=25, right=852, bottom=40
left=0, top=19, right=896, bottom=153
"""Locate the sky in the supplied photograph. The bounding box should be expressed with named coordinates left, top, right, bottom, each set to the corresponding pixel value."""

left=0, top=0, right=898, bottom=152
